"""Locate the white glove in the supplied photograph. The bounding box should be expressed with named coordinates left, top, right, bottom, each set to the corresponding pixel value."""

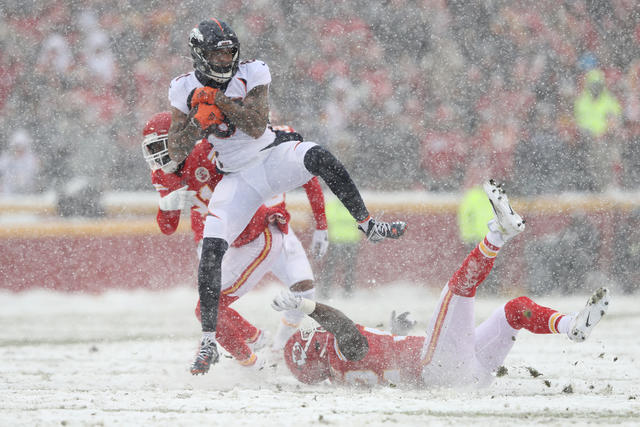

left=158, top=185, right=196, bottom=211
left=310, top=229, right=329, bottom=259
left=271, top=289, right=316, bottom=314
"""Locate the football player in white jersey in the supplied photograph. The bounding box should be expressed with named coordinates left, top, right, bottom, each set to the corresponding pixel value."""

left=167, top=18, right=407, bottom=375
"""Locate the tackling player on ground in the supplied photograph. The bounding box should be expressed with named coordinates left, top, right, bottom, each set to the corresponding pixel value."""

left=142, top=112, right=329, bottom=369
left=167, top=18, right=407, bottom=374
left=272, top=180, right=610, bottom=386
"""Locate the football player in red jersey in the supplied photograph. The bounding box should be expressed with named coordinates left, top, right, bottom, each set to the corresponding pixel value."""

left=272, top=181, right=610, bottom=387
left=142, top=112, right=329, bottom=370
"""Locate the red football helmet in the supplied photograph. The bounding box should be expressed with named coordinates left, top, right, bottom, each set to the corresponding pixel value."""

left=142, top=112, right=177, bottom=173
left=284, top=326, right=332, bottom=384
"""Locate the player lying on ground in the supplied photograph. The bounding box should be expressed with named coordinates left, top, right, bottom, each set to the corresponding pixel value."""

left=142, top=113, right=329, bottom=369
left=166, top=18, right=407, bottom=374
left=272, top=180, right=611, bottom=386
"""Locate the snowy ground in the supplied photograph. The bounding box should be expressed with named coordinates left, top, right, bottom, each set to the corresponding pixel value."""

left=1, top=282, right=638, bottom=426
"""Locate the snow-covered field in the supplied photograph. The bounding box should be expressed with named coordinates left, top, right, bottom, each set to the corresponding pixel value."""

left=1, top=282, right=638, bottom=426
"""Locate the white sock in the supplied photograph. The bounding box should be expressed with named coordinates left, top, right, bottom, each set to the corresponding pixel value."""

left=272, top=288, right=315, bottom=350
left=202, top=331, right=216, bottom=343
left=557, top=314, right=573, bottom=335
left=486, top=229, right=505, bottom=248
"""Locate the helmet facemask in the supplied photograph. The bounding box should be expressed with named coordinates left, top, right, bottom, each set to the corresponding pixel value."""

left=141, top=133, right=177, bottom=174
left=284, top=327, right=331, bottom=384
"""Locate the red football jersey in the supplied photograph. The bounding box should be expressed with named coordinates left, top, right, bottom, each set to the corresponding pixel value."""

left=151, top=139, right=223, bottom=243
left=326, top=325, right=425, bottom=387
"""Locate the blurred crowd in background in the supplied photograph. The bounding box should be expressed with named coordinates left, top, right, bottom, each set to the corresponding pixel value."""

left=2, top=0, right=640, bottom=195
left=1, top=1, right=639, bottom=293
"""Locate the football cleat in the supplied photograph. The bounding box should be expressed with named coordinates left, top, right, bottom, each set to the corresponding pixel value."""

left=190, top=335, right=220, bottom=375
left=568, top=287, right=610, bottom=342
left=358, top=217, right=407, bottom=243
left=483, top=179, right=525, bottom=241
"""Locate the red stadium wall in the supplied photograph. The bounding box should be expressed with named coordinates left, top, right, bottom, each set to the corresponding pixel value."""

left=0, top=192, right=636, bottom=293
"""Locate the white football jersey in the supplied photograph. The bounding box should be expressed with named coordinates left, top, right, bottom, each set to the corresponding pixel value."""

left=168, top=60, right=276, bottom=172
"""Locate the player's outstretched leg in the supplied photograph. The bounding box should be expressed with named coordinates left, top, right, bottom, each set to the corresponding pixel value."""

left=568, top=287, right=610, bottom=342
left=303, top=145, right=406, bottom=242
left=483, top=179, right=525, bottom=243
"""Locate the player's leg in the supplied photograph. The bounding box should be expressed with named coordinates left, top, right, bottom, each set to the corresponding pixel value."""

left=192, top=176, right=273, bottom=374
left=268, top=228, right=316, bottom=351
left=264, top=141, right=406, bottom=242
left=420, top=180, right=525, bottom=386
left=474, top=287, right=610, bottom=378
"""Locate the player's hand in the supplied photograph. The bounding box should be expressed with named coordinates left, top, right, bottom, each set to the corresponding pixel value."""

left=189, top=87, right=219, bottom=107
left=158, top=185, right=197, bottom=211
left=390, top=310, right=416, bottom=336
left=191, top=103, right=225, bottom=131
left=310, top=229, right=329, bottom=259
left=271, top=289, right=302, bottom=312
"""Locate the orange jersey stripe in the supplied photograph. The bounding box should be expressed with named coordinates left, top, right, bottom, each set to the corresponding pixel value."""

left=421, top=289, right=454, bottom=366
left=223, top=227, right=272, bottom=295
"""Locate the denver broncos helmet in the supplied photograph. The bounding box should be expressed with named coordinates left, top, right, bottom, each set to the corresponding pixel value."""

left=189, top=18, right=240, bottom=85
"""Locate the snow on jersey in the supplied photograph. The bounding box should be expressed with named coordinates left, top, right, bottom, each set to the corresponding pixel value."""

left=168, top=61, right=276, bottom=172
left=327, top=325, right=426, bottom=387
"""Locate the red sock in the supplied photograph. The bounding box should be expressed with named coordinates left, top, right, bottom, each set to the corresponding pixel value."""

left=504, top=296, right=565, bottom=334
left=216, top=306, right=255, bottom=361
left=448, top=237, right=498, bottom=297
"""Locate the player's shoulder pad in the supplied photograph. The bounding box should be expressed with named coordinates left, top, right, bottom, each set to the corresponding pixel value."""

left=169, top=71, right=199, bottom=114
left=237, top=59, right=270, bottom=92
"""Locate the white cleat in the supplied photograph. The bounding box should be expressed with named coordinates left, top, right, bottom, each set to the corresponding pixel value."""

left=483, top=179, right=525, bottom=241
left=568, top=287, right=610, bottom=342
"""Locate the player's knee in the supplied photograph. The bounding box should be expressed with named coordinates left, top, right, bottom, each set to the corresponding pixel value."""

left=200, top=237, right=229, bottom=267
left=303, top=145, right=335, bottom=176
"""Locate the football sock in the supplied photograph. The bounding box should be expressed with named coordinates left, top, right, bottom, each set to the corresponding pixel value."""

left=198, top=237, right=228, bottom=331
left=504, top=296, right=568, bottom=334
left=448, top=236, right=499, bottom=297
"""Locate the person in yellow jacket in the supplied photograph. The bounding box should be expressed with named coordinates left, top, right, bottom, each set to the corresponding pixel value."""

left=458, top=185, right=495, bottom=250
left=317, top=197, right=362, bottom=297
left=573, top=68, right=622, bottom=190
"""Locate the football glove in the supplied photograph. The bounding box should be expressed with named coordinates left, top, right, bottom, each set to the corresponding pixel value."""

left=191, top=103, right=225, bottom=131
left=390, top=310, right=417, bottom=336
left=271, top=289, right=316, bottom=315
left=158, top=185, right=197, bottom=211
left=310, top=229, right=329, bottom=259
left=188, top=87, right=219, bottom=108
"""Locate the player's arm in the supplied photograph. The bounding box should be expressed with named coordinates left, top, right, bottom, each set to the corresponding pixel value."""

left=168, top=107, right=201, bottom=163
left=157, top=209, right=180, bottom=235
left=303, top=177, right=328, bottom=230
left=272, top=291, right=369, bottom=361
left=215, top=85, right=269, bottom=138
left=310, top=303, right=369, bottom=361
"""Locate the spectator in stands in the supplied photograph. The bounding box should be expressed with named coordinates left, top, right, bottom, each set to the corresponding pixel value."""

left=573, top=68, right=623, bottom=191
left=0, top=128, right=40, bottom=195
left=317, top=198, right=362, bottom=298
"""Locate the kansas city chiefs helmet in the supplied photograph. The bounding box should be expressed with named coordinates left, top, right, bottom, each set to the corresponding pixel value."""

left=283, top=326, right=332, bottom=384
left=141, top=112, right=177, bottom=173
left=189, top=18, right=240, bottom=85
